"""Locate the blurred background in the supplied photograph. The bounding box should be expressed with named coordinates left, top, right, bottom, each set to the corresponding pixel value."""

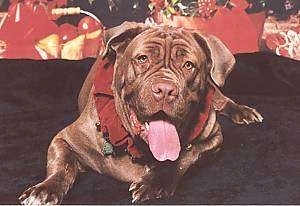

left=0, top=0, right=299, bottom=60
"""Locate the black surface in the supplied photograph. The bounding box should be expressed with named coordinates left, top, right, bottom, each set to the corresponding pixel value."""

left=0, top=52, right=299, bottom=204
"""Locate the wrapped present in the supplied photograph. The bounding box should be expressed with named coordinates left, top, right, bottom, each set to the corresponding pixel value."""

left=260, top=13, right=300, bottom=61
left=156, top=0, right=266, bottom=54
left=0, top=1, right=105, bottom=60
left=78, top=16, right=105, bottom=58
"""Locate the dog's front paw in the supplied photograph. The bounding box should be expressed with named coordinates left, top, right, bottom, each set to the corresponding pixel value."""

left=225, top=103, right=263, bottom=125
left=129, top=171, right=176, bottom=203
left=19, top=181, right=63, bottom=205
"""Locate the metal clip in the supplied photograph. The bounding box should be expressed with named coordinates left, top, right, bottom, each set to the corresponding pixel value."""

left=95, top=122, right=101, bottom=132
left=185, top=144, right=192, bottom=151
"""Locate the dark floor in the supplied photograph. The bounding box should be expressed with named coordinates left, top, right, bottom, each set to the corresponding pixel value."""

left=0, top=53, right=299, bottom=204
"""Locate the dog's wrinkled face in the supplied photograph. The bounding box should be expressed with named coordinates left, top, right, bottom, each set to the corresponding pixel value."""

left=108, top=22, right=234, bottom=162
left=126, top=28, right=208, bottom=121
left=113, top=27, right=209, bottom=161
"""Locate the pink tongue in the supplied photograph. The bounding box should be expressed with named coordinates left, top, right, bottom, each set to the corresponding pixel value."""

left=148, top=120, right=181, bottom=161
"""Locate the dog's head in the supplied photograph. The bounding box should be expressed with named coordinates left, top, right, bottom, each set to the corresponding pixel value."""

left=104, top=22, right=235, bottom=161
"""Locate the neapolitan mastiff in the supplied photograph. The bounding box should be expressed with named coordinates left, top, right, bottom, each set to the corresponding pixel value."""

left=19, top=22, right=263, bottom=204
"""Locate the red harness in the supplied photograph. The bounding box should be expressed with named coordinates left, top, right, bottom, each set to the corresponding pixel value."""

left=93, top=58, right=214, bottom=159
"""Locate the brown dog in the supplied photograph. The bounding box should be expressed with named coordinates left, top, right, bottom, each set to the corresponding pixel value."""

left=19, top=22, right=263, bottom=204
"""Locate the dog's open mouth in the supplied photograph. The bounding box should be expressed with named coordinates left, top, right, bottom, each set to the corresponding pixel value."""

left=129, top=110, right=181, bottom=162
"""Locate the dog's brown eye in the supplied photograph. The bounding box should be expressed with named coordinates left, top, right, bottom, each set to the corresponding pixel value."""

left=183, top=61, right=194, bottom=70
left=137, top=55, right=148, bottom=64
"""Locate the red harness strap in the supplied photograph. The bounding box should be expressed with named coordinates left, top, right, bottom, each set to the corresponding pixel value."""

left=187, top=88, right=215, bottom=143
left=93, top=58, right=214, bottom=159
left=93, top=58, right=144, bottom=158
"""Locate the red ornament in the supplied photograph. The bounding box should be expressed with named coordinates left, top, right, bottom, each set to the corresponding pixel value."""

left=59, top=23, right=78, bottom=43
left=78, top=16, right=105, bottom=58
left=78, top=16, right=103, bottom=35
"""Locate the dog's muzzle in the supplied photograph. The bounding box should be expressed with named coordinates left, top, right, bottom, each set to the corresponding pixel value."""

left=151, top=81, right=179, bottom=103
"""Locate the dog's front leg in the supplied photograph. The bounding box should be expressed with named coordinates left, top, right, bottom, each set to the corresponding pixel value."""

left=211, top=82, right=263, bottom=124
left=176, top=122, right=223, bottom=177
left=130, top=161, right=179, bottom=203
left=19, top=131, right=79, bottom=205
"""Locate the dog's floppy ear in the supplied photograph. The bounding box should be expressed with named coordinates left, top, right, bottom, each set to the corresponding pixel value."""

left=193, top=32, right=235, bottom=87
left=104, top=21, right=148, bottom=93
left=103, top=22, right=148, bottom=137
left=102, top=21, right=148, bottom=58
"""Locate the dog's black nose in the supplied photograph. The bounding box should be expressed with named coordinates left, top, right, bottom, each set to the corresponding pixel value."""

left=151, top=82, right=178, bottom=102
